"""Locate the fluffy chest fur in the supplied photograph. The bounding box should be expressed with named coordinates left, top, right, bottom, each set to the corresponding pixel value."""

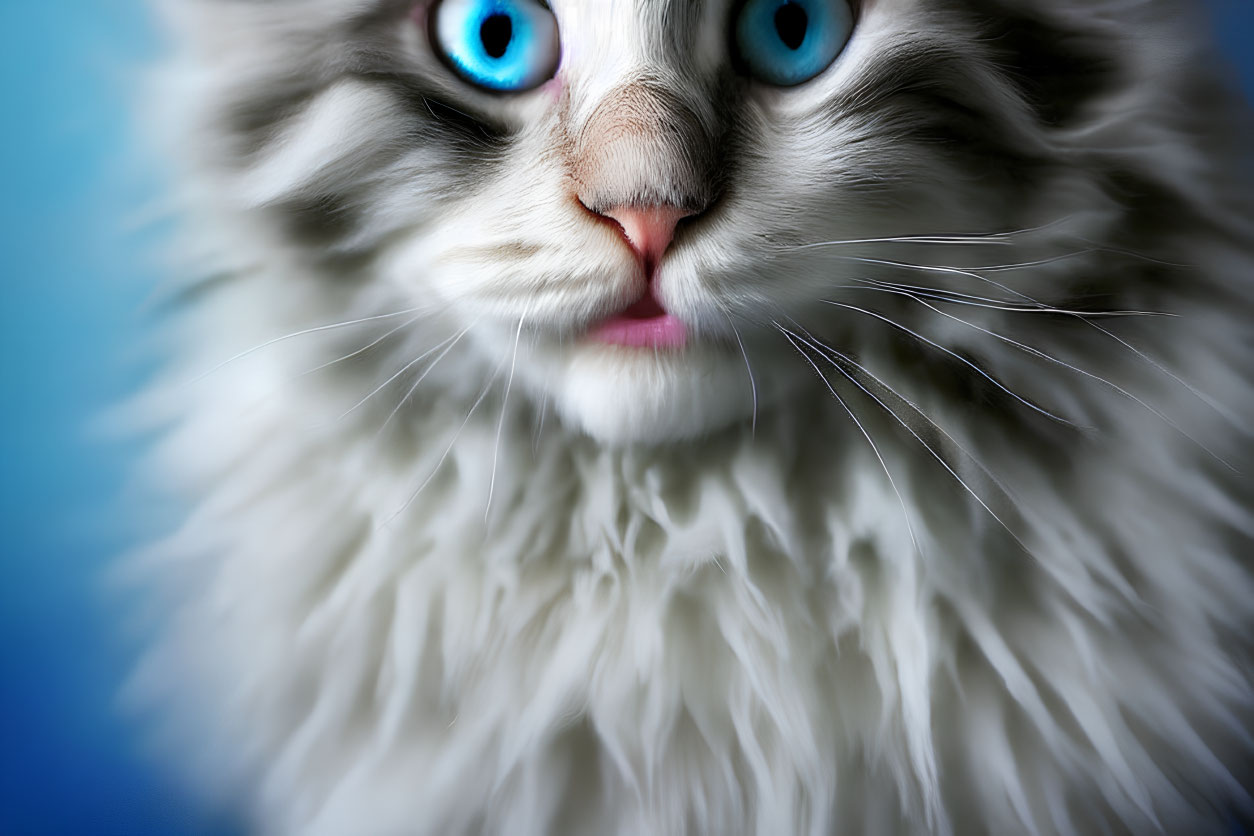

left=144, top=310, right=1254, bottom=835
left=137, top=0, right=1254, bottom=833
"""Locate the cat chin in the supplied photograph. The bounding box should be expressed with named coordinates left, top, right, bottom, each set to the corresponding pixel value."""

left=543, top=345, right=756, bottom=444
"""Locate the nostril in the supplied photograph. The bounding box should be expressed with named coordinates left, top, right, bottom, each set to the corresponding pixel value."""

left=577, top=197, right=628, bottom=239
left=596, top=204, right=695, bottom=274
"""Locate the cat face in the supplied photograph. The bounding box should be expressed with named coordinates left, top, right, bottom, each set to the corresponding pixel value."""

left=172, top=0, right=1147, bottom=444
left=395, top=0, right=877, bottom=443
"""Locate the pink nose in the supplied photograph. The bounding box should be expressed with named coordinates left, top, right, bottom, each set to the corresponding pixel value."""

left=600, top=204, right=694, bottom=272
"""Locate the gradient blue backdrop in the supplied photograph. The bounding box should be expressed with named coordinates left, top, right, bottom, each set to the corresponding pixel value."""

left=2, top=3, right=1252, bottom=834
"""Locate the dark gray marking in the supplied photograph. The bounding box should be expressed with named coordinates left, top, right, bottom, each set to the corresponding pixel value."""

left=820, top=39, right=1052, bottom=189
left=345, top=69, right=515, bottom=150
left=273, top=192, right=363, bottom=251
left=223, top=82, right=327, bottom=162
left=960, top=0, right=1121, bottom=129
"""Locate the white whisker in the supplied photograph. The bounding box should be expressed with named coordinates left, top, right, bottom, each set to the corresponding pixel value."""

left=724, top=312, right=759, bottom=436
left=777, top=323, right=922, bottom=558
left=851, top=279, right=1172, bottom=319
left=339, top=331, right=462, bottom=421
left=833, top=255, right=1033, bottom=296
left=787, top=325, right=1033, bottom=555
left=953, top=271, right=1241, bottom=431
left=381, top=357, right=506, bottom=529
left=853, top=256, right=1240, bottom=430
left=785, top=218, right=1075, bottom=252
left=300, top=315, right=423, bottom=377
left=823, top=300, right=1081, bottom=427
left=886, top=291, right=1237, bottom=470
left=486, top=314, right=526, bottom=524
left=790, top=236, right=1018, bottom=251
left=977, top=251, right=1094, bottom=272
left=189, top=307, right=425, bottom=384
left=1083, top=321, right=1247, bottom=434
left=374, top=322, right=475, bottom=442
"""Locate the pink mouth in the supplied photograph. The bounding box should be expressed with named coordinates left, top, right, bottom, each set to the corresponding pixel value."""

left=589, top=290, right=688, bottom=349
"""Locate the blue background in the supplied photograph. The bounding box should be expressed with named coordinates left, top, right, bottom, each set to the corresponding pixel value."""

left=1, top=3, right=1252, bottom=834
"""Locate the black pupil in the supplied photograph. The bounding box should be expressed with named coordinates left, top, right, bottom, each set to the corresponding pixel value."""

left=774, top=2, right=808, bottom=50
left=480, top=14, right=513, bottom=59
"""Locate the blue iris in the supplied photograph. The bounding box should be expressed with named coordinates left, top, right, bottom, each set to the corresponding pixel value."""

left=735, top=0, right=853, bottom=87
left=433, top=0, right=560, bottom=92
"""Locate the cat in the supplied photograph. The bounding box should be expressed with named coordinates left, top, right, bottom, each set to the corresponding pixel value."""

left=133, top=0, right=1254, bottom=833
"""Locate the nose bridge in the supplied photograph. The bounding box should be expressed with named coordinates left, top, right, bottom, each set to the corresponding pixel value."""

left=570, top=77, right=720, bottom=215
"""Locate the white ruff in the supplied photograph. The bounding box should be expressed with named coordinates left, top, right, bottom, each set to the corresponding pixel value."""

left=134, top=277, right=1254, bottom=835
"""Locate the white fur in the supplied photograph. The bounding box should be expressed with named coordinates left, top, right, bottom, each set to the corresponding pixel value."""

left=133, top=0, right=1254, bottom=833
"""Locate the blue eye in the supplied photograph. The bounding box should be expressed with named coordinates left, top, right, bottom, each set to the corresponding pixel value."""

left=734, top=0, right=853, bottom=87
left=432, top=0, right=560, bottom=92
